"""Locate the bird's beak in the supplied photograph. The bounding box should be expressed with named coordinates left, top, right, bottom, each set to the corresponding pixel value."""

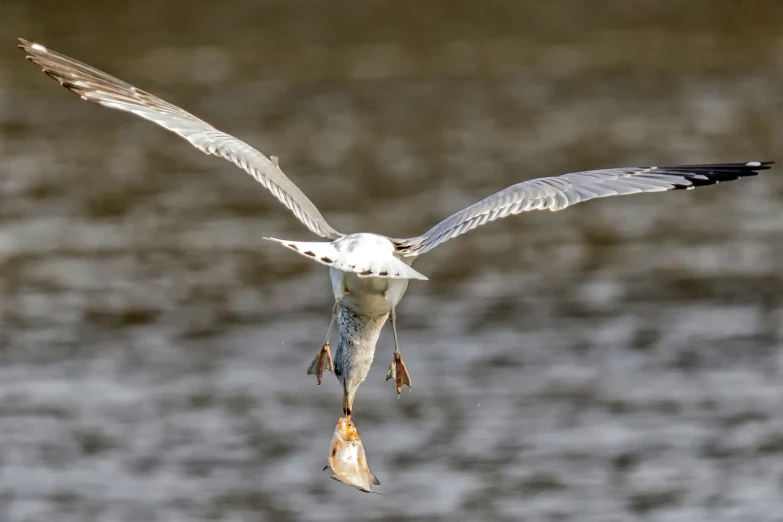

left=343, top=378, right=353, bottom=419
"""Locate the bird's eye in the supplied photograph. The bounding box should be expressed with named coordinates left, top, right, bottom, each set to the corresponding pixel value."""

left=334, top=366, right=341, bottom=376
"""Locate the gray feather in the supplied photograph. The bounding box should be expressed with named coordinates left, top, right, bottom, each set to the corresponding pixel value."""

left=19, top=39, right=342, bottom=240
left=394, top=162, right=772, bottom=255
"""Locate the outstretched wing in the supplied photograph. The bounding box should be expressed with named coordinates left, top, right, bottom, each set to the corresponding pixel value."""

left=19, top=38, right=343, bottom=239
left=394, top=162, right=772, bottom=256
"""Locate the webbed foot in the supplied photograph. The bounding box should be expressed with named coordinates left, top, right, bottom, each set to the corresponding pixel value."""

left=385, top=352, right=412, bottom=395
left=307, top=342, right=333, bottom=385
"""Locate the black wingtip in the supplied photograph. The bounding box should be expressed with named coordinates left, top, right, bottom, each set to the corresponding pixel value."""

left=18, top=38, right=36, bottom=52
left=18, top=38, right=45, bottom=62
left=661, top=161, right=773, bottom=171
left=655, top=161, right=773, bottom=189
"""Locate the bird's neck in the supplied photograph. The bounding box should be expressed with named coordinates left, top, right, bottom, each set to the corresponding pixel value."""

left=335, top=305, right=389, bottom=388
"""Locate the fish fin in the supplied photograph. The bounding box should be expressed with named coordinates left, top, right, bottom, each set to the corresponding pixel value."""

left=370, top=471, right=381, bottom=485
left=330, top=475, right=378, bottom=494
left=329, top=474, right=342, bottom=484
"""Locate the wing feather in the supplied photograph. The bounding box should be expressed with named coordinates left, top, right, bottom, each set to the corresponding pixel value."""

left=394, top=162, right=773, bottom=255
left=19, top=39, right=342, bottom=239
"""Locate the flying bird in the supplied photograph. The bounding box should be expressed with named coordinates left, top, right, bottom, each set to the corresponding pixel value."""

left=19, top=39, right=773, bottom=419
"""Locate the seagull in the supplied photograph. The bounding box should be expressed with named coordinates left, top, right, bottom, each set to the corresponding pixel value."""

left=19, top=39, right=773, bottom=419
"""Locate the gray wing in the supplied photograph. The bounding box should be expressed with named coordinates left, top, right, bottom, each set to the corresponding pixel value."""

left=19, top=39, right=342, bottom=240
left=394, top=162, right=772, bottom=256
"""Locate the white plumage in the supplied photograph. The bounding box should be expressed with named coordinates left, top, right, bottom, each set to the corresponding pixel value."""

left=264, top=234, right=427, bottom=280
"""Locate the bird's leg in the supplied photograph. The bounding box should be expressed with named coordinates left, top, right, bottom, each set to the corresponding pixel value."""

left=385, top=307, right=412, bottom=395
left=307, top=298, right=340, bottom=385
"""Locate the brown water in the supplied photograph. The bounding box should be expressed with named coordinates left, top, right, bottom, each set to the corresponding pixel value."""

left=1, top=2, right=783, bottom=521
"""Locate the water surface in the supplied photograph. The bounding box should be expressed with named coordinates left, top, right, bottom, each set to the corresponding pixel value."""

left=1, top=2, right=783, bottom=521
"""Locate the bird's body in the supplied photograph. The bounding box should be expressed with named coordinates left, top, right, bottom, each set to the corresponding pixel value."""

left=328, top=234, right=415, bottom=313
left=321, top=234, right=416, bottom=413
left=18, top=38, right=773, bottom=424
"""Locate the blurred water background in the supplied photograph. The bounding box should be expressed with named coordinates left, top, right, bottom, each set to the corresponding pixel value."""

left=1, top=2, right=783, bottom=521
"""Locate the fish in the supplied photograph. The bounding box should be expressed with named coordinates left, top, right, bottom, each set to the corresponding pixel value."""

left=323, top=416, right=383, bottom=494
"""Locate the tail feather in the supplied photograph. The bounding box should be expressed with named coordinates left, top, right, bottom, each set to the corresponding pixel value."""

left=264, top=237, right=341, bottom=268
left=264, top=237, right=428, bottom=280
left=332, top=255, right=428, bottom=280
